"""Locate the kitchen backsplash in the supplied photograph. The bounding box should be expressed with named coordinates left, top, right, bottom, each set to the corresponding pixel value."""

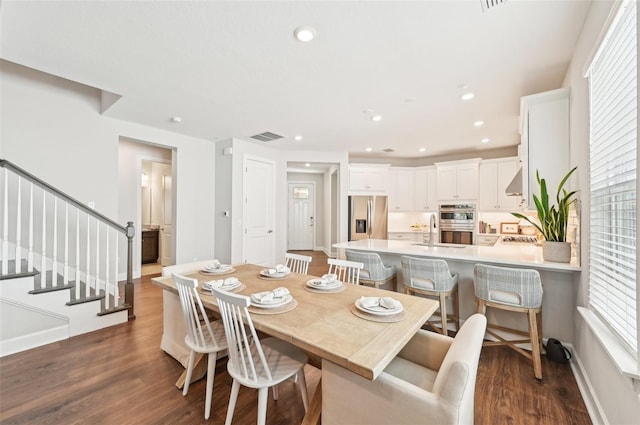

left=388, top=212, right=436, bottom=232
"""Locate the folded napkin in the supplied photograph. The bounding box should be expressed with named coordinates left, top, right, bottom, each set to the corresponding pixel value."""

left=265, top=264, right=291, bottom=275
left=359, top=296, right=401, bottom=311
left=204, top=262, right=232, bottom=272
left=203, top=277, right=239, bottom=290
left=316, top=273, right=338, bottom=285
left=251, top=287, right=290, bottom=303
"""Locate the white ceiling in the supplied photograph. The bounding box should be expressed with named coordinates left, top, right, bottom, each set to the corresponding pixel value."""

left=1, top=1, right=591, bottom=159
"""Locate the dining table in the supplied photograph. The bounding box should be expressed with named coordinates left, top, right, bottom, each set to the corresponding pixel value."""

left=151, top=262, right=439, bottom=425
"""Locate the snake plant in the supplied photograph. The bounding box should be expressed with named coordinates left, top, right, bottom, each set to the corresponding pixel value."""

left=511, top=166, right=578, bottom=242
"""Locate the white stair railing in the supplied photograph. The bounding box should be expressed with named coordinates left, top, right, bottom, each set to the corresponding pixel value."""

left=0, top=159, right=135, bottom=319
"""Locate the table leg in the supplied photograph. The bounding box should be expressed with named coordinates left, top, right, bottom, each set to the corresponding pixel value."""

left=174, top=353, right=207, bottom=389
left=301, top=378, right=322, bottom=425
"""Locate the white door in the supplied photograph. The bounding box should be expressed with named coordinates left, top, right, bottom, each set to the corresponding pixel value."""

left=288, top=182, right=315, bottom=250
left=243, top=157, right=275, bottom=266
left=160, top=173, right=172, bottom=265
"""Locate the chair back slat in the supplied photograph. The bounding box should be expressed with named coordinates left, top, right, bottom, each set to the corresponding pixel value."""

left=213, top=288, right=274, bottom=382
left=285, top=253, right=312, bottom=274
left=173, top=273, right=221, bottom=350
left=327, top=258, right=363, bottom=285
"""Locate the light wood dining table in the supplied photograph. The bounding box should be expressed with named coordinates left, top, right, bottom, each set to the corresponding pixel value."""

left=152, top=263, right=438, bottom=425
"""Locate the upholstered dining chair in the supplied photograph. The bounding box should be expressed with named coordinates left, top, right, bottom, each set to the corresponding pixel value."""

left=172, top=273, right=228, bottom=420
left=345, top=250, right=397, bottom=291
left=322, top=314, right=487, bottom=424
left=473, top=263, right=544, bottom=379
left=284, top=252, right=312, bottom=275
left=401, top=256, right=459, bottom=335
left=327, top=258, right=364, bottom=285
left=212, top=288, right=309, bottom=425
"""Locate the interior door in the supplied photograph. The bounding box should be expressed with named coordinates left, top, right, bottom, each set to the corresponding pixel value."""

left=160, top=173, right=172, bottom=266
left=243, top=157, right=275, bottom=266
left=288, top=182, right=315, bottom=250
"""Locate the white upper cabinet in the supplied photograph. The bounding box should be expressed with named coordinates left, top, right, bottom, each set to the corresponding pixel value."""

left=479, top=157, right=520, bottom=211
left=388, top=168, right=415, bottom=211
left=414, top=166, right=437, bottom=211
left=349, top=164, right=389, bottom=194
left=520, top=88, right=570, bottom=209
left=435, top=159, right=480, bottom=201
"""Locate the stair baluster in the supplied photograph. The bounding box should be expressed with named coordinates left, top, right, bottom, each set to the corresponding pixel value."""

left=15, top=176, right=22, bottom=273
left=75, top=206, right=80, bottom=299
left=40, top=190, right=46, bottom=290
left=63, top=203, right=69, bottom=286
left=2, top=168, right=8, bottom=274
left=52, top=197, right=58, bottom=284
left=85, top=213, right=90, bottom=298
left=28, top=182, right=33, bottom=272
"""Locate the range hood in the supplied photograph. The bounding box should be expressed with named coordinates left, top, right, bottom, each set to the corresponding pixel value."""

left=505, top=167, right=523, bottom=196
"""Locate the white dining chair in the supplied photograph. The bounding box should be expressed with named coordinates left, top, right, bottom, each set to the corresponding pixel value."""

left=212, top=288, right=309, bottom=425
left=161, top=260, right=220, bottom=367
left=284, top=252, right=312, bottom=275
left=172, top=273, right=228, bottom=420
left=327, top=258, right=364, bottom=285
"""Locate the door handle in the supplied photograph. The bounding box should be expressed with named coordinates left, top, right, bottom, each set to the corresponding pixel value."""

left=310, top=217, right=314, bottom=227
left=267, top=230, right=273, bottom=233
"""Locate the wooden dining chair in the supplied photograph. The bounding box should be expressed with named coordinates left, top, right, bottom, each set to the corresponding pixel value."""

left=211, top=288, right=309, bottom=425
left=172, top=273, right=228, bottom=420
left=284, top=252, right=312, bottom=275
left=327, top=258, right=364, bottom=285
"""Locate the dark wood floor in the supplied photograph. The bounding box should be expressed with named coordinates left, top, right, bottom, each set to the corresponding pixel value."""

left=0, top=251, right=591, bottom=425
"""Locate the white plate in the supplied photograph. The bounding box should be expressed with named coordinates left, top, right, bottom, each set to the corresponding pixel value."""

left=251, top=294, right=293, bottom=309
left=355, top=298, right=404, bottom=316
left=306, top=278, right=342, bottom=290
left=260, top=269, right=290, bottom=278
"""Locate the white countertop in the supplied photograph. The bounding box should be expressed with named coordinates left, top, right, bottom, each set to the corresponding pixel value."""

left=333, top=239, right=581, bottom=272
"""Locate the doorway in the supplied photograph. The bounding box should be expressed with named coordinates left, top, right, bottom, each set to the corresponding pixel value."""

left=287, top=182, right=315, bottom=250
left=141, top=159, right=173, bottom=274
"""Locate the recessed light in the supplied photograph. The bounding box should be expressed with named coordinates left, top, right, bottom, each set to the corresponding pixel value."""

left=171, top=116, right=182, bottom=123
left=365, top=147, right=373, bottom=152
left=461, top=92, right=475, bottom=101
left=481, top=138, right=490, bottom=143
left=294, top=26, right=316, bottom=42
left=371, top=115, right=382, bottom=122
left=294, top=135, right=303, bottom=141
left=419, top=147, right=426, bottom=152
left=473, top=120, right=484, bottom=127
left=305, top=163, right=311, bottom=167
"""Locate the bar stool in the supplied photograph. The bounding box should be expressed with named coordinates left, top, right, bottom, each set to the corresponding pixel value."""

left=345, top=250, right=397, bottom=291
left=473, top=264, right=544, bottom=379
left=400, top=256, right=459, bottom=335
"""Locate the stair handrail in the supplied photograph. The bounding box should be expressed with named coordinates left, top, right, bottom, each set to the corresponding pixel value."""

left=1, top=158, right=136, bottom=320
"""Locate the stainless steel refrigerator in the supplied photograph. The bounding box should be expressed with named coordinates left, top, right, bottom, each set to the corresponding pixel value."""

left=348, top=196, right=388, bottom=240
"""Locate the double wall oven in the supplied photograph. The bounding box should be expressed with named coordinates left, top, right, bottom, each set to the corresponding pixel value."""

left=439, top=204, right=476, bottom=245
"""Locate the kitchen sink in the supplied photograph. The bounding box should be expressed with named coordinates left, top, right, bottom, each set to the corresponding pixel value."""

left=411, top=243, right=466, bottom=248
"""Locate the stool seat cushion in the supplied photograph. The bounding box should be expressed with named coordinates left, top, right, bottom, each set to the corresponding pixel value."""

left=489, top=289, right=521, bottom=305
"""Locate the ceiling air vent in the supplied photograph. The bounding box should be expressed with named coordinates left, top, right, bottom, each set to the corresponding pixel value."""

left=382, top=148, right=395, bottom=153
left=481, top=0, right=507, bottom=12
left=250, top=131, right=284, bottom=142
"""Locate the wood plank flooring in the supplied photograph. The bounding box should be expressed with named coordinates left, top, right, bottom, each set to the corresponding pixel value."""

left=0, top=251, right=591, bottom=425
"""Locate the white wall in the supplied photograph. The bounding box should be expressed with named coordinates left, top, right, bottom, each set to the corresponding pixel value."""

left=562, top=1, right=640, bottom=423
left=2, top=61, right=217, bottom=277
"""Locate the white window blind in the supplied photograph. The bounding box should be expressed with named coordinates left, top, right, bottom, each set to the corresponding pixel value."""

left=588, top=0, right=637, bottom=354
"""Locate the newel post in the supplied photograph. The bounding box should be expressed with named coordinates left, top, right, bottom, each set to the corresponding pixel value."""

left=125, top=221, right=136, bottom=320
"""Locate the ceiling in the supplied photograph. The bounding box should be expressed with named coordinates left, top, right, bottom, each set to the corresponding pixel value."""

left=0, top=1, right=591, bottom=160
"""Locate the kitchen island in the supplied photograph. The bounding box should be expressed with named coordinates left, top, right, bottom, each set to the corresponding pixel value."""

left=333, top=239, right=581, bottom=344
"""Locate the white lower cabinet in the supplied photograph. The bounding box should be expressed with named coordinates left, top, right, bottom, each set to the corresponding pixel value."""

left=387, top=232, right=421, bottom=241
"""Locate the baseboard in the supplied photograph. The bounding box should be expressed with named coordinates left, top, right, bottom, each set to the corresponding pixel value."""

left=568, top=344, right=607, bottom=425
left=0, top=324, right=69, bottom=357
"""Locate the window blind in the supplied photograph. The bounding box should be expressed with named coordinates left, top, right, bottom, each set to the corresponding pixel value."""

left=588, top=0, right=637, bottom=354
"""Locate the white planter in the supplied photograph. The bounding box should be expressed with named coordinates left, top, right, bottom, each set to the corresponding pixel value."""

left=542, top=241, right=571, bottom=263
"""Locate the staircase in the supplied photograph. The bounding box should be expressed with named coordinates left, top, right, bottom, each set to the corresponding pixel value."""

left=0, top=159, right=135, bottom=357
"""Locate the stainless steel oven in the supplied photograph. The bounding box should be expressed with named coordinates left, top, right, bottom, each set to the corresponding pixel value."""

left=439, top=204, right=476, bottom=245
